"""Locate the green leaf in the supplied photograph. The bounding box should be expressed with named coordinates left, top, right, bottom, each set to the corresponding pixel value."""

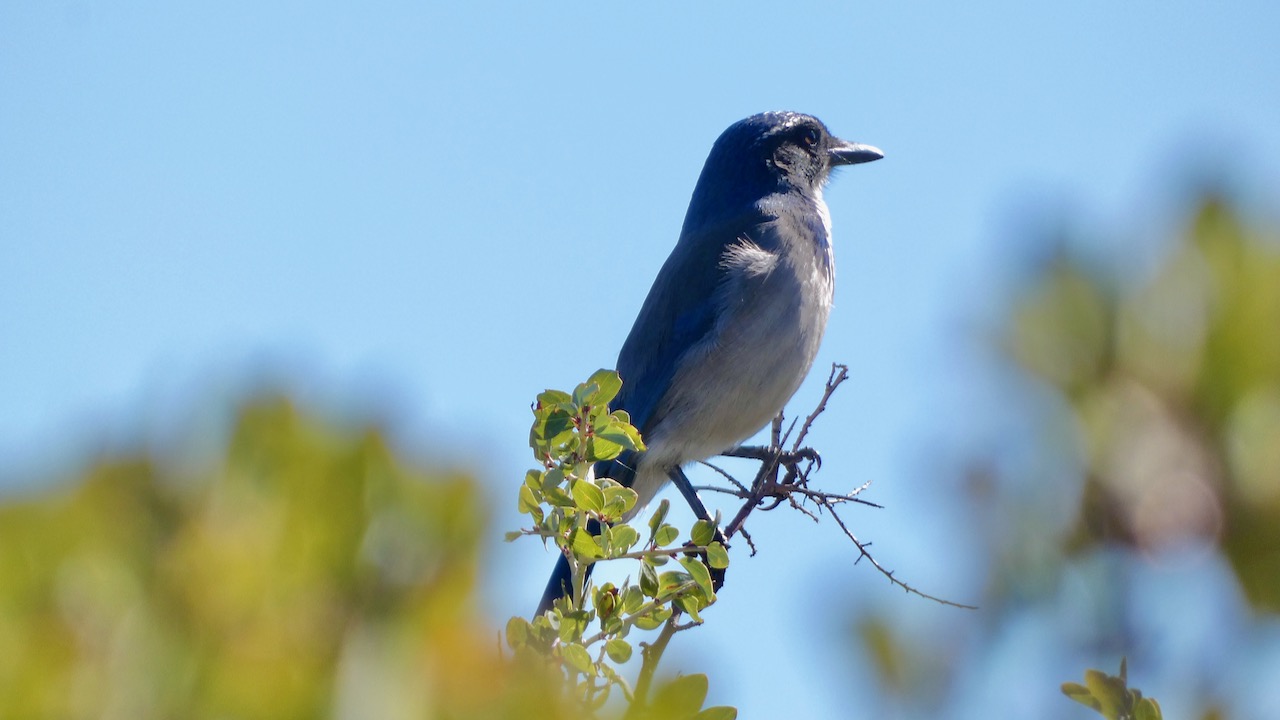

left=543, top=507, right=569, bottom=536
left=595, top=424, right=642, bottom=453
left=632, top=610, right=667, bottom=631
left=587, top=435, right=625, bottom=462
left=1062, top=659, right=1164, bottom=720
left=517, top=481, right=542, bottom=509
left=680, top=557, right=716, bottom=601
left=655, top=523, right=679, bottom=547
left=1061, top=683, right=1101, bottom=711
left=648, top=499, right=670, bottom=539
left=693, top=707, right=738, bottom=720
left=1084, top=668, right=1128, bottom=719
left=639, top=558, right=659, bottom=597
left=559, top=642, right=594, bottom=675
left=590, top=409, right=616, bottom=437
left=572, top=479, right=605, bottom=513
left=557, top=613, right=578, bottom=643
left=597, top=521, right=614, bottom=556
left=534, top=407, right=575, bottom=448
left=656, top=570, right=691, bottom=601
left=505, top=616, right=530, bottom=649
left=536, top=389, right=572, bottom=406
left=674, top=594, right=704, bottom=623
left=1134, top=697, right=1163, bottom=720
left=503, top=530, right=523, bottom=542
left=651, top=673, right=709, bottom=718
left=610, top=410, right=646, bottom=451
left=543, top=485, right=576, bottom=508
left=604, top=638, right=632, bottom=663
left=602, top=484, right=638, bottom=516
left=572, top=381, right=598, bottom=408
left=610, top=525, right=640, bottom=554
left=601, top=615, right=624, bottom=636
left=691, top=519, right=716, bottom=547
left=594, top=583, right=618, bottom=618
left=541, top=467, right=566, bottom=491
left=571, top=528, right=604, bottom=559
left=587, top=369, right=623, bottom=407
left=518, top=484, right=539, bottom=514
left=622, top=585, right=644, bottom=614
left=706, top=542, right=730, bottom=569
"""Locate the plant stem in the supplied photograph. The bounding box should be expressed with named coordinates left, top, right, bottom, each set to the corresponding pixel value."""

left=625, top=615, right=681, bottom=719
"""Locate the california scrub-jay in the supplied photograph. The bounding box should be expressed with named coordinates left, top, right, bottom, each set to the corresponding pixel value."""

left=537, top=111, right=881, bottom=614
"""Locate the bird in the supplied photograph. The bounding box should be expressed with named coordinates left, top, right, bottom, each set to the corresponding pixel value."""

left=537, top=111, right=882, bottom=615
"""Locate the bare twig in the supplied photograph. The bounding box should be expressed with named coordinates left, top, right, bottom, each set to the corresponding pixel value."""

left=703, top=363, right=971, bottom=610
left=697, top=460, right=749, bottom=495
left=819, top=492, right=977, bottom=610
left=791, top=363, right=849, bottom=452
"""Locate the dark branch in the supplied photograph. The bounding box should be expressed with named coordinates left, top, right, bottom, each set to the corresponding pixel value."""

left=691, top=363, right=971, bottom=610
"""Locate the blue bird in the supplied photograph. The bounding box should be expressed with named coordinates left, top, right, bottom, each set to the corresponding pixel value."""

left=537, top=111, right=882, bottom=614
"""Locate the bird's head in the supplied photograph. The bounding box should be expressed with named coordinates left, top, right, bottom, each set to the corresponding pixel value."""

left=685, top=112, right=882, bottom=227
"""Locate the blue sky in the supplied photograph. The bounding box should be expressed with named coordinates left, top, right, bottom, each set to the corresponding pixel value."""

left=4, top=2, right=1280, bottom=718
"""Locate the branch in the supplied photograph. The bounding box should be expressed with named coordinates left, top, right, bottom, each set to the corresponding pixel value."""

left=810, top=482, right=976, bottom=609
left=705, top=363, right=973, bottom=610
left=791, top=363, right=848, bottom=452
left=719, top=363, right=849, bottom=540
left=626, top=615, right=700, bottom=719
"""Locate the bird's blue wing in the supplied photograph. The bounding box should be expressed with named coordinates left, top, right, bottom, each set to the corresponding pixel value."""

left=612, top=212, right=771, bottom=437
left=541, top=221, right=750, bottom=615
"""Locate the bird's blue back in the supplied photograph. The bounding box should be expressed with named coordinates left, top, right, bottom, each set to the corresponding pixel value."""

left=537, top=111, right=880, bottom=615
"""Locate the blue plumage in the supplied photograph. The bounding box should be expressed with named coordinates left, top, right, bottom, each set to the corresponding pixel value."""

left=537, top=112, right=881, bottom=614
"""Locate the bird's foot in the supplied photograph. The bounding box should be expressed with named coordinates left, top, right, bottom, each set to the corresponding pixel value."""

left=723, top=444, right=822, bottom=477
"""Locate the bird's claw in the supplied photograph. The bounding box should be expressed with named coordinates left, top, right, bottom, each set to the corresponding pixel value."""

left=793, top=447, right=822, bottom=470
left=723, top=444, right=822, bottom=475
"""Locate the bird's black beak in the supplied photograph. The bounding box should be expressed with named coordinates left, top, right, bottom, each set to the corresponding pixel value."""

left=829, top=139, right=884, bottom=166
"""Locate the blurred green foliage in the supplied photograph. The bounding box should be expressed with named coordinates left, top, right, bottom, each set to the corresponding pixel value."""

left=1062, top=659, right=1163, bottom=720
left=0, top=385, right=737, bottom=719
left=1011, top=196, right=1280, bottom=610
left=848, top=194, right=1280, bottom=718
left=0, top=397, right=580, bottom=719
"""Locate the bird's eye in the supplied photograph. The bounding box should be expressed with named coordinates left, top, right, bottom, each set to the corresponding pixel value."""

left=801, top=128, right=820, bottom=148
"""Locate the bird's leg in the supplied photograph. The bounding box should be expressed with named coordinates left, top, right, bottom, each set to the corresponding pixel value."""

left=667, top=467, right=727, bottom=543
left=667, top=467, right=728, bottom=591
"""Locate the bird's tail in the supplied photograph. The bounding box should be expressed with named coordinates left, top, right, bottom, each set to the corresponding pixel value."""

left=533, top=455, right=637, bottom=617
left=535, top=530, right=587, bottom=616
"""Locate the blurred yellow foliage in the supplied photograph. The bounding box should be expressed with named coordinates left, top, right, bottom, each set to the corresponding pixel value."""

left=0, top=397, right=576, bottom=719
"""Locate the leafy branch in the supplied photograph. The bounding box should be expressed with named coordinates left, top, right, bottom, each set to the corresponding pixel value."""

left=505, top=364, right=969, bottom=719
left=506, top=369, right=734, bottom=719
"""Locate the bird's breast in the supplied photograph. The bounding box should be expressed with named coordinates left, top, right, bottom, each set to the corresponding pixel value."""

left=642, top=228, right=833, bottom=472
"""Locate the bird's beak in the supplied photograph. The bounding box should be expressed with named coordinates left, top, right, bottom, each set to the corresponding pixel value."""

left=829, top=140, right=884, bottom=166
